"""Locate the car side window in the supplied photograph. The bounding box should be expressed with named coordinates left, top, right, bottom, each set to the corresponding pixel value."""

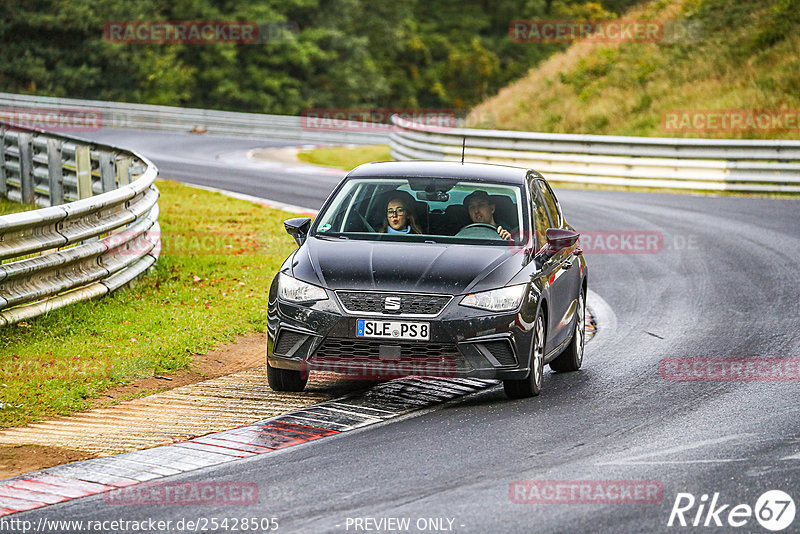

left=537, top=180, right=561, bottom=228
left=530, top=182, right=550, bottom=249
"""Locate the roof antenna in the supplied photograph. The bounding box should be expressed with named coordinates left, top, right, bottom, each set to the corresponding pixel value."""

left=461, top=136, right=466, bottom=164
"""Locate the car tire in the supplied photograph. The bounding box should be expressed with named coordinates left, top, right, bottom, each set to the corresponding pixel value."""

left=266, top=361, right=308, bottom=392
left=504, top=310, right=544, bottom=399
left=549, top=290, right=585, bottom=373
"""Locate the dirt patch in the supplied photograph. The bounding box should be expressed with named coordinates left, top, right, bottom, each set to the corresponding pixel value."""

left=0, top=445, right=94, bottom=480
left=91, top=333, right=267, bottom=409
left=1, top=334, right=267, bottom=480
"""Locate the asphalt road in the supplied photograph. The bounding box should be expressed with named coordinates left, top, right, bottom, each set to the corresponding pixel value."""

left=78, top=128, right=344, bottom=208
left=17, top=129, right=800, bottom=533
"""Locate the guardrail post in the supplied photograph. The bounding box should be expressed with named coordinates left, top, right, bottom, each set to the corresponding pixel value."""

left=75, top=145, right=92, bottom=199
left=46, top=138, right=64, bottom=206
left=116, top=156, right=132, bottom=186
left=99, top=151, right=116, bottom=192
left=17, top=133, right=35, bottom=204
left=0, top=129, right=6, bottom=198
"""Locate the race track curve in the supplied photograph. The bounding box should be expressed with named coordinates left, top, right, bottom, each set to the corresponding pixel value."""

left=17, top=129, right=800, bottom=533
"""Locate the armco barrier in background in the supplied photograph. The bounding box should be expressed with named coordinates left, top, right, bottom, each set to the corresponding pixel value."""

left=0, top=92, right=391, bottom=146
left=0, top=107, right=103, bottom=133
left=0, top=121, right=160, bottom=327
left=5, top=93, right=798, bottom=193
left=389, top=115, right=800, bottom=193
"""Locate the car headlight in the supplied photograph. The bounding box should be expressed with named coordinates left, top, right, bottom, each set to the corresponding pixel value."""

left=460, top=284, right=527, bottom=312
left=278, top=273, right=328, bottom=303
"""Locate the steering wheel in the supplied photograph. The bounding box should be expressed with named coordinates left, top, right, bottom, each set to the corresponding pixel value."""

left=455, top=223, right=504, bottom=239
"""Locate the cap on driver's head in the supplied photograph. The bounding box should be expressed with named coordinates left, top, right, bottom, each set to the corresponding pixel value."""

left=464, top=190, right=491, bottom=208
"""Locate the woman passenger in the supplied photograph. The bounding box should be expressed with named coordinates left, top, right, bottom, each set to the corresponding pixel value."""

left=379, top=195, right=423, bottom=234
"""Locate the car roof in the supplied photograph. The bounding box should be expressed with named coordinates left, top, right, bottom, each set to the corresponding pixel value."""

left=346, top=161, right=531, bottom=184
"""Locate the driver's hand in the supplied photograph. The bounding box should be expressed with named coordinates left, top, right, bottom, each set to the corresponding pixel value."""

left=496, top=226, right=512, bottom=240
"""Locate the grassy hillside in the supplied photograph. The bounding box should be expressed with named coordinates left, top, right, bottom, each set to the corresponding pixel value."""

left=467, top=0, right=800, bottom=139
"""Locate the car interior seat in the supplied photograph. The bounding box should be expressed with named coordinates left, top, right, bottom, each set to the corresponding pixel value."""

left=441, top=204, right=471, bottom=235
left=489, top=195, right=518, bottom=231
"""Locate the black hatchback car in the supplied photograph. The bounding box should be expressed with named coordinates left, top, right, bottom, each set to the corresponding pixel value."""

left=267, top=161, right=587, bottom=398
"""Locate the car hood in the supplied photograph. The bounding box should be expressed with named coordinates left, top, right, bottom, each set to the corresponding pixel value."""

left=291, top=237, right=525, bottom=295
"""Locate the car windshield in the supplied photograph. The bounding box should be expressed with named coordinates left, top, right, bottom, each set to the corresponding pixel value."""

left=312, top=177, right=527, bottom=245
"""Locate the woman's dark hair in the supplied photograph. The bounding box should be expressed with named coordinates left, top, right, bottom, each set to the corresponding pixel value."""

left=379, top=193, right=423, bottom=234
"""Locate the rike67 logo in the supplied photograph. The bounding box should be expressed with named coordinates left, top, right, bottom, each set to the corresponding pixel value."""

left=668, top=490, right=795, bottom=531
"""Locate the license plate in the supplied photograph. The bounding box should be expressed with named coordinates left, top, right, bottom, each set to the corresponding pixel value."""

left=356, top=319, right=430, bottom=340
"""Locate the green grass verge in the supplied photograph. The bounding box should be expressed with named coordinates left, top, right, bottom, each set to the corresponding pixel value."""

left=297, top=145, right=392, bottom=170
left=0, top=197, right=35, bottom=216
left=0, top=179, right=298, bottom=428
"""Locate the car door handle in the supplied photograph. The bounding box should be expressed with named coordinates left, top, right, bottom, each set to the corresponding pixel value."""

left=563, top=260, right=573, bottom=270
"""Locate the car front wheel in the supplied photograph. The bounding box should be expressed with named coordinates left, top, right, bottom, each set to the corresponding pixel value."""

left=504, top=310, right=544, bottom=399
left=549, top=290, right=585, bottom=373
left=267, top=361, right=308, bottom=392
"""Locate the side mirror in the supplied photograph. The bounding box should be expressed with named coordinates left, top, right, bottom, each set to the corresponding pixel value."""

left=537, top=228, right=580, bottom=258
left=284, top=218, right=311, bottom=246
left=546, top=228, right=579, bottom=250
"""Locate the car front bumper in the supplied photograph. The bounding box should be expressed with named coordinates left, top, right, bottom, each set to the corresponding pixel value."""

left=268, top=296, right=537, bottom=380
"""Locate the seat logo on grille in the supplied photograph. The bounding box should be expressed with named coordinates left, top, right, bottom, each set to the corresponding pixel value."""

left=384, top=296, right=402, bottom=311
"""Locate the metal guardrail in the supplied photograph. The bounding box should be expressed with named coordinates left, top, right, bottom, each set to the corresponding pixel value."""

left=0, top=92, right=391, bottom=145
left=389, top=116, right=800, bottom=193
left=0, top=122, right=160, bottom=327
left=5, top=93, right=798, bottom=192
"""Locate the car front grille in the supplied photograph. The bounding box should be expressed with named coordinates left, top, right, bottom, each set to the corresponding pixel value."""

left=316, top=338, right=457, bottom=358
left=336, top=291, right=451, bottom=316
left=311, top=338, right=470, bottom=373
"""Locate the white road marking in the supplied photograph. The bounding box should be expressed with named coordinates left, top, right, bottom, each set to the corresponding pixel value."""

left=596, top=435, right=750, bottom=466
left=601, top=459, right=751, bottom=465
left=586, top=288, right=616, bottom=346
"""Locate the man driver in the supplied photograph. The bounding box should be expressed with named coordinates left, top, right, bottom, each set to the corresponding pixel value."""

left=463, top=190, right=512, bottom=240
